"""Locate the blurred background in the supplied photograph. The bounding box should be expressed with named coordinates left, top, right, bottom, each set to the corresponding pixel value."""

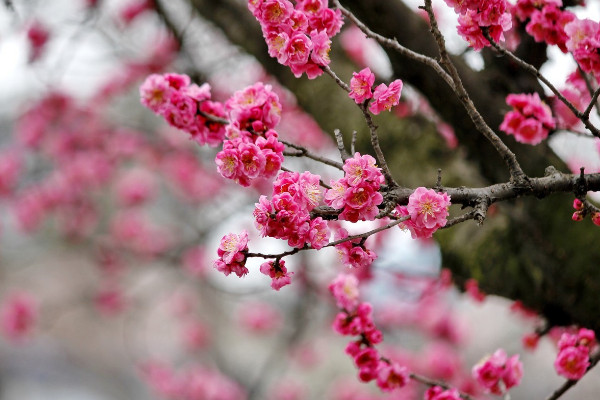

left=0, top=0, right=600, bottom=399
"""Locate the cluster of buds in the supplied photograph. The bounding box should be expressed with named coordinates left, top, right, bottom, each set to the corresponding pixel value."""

left=572, top=198, right=600, bottom=226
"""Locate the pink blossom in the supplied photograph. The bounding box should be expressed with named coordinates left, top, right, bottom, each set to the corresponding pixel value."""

left=214, top=231, right=250, bottom=278
left=217, top=230, right=249, bottom=265
left=258, top=0, right=294, bottom=27
left=140, top=74, right=172, bottom=113
left=1, top=292, right=37, bottom=342
left=407, top=187, right=451, bottom=231
left=334, top=228, right=378, bottom=268
left=342, top=152, right=382, bottom=187
left=526, top=5, right=574, bottom=52
left=307, top=217, right=330, bottom=249
left=500, top=92, right=555, bottom=145
left=554, top=346, right=590, bottom=380
left=348, top=67, right=375, bottom=104
left=457, top=10, right=512, bottom=51
left=285, top=32, right=313, bottom=65
left=376, top=361, right=410, bottom=392
left=472, top=349, right=523, bottom=394
left=369, top=80, right=403, bottom=115
left=513, top=0, right=563, bottom=22
left=564, top=19, right=600, bottom=79
left=328, top=273, right=360, bottom=311
left=310, top=29, right=331, bottom=65
left=260, top=259, right=294, bottom=290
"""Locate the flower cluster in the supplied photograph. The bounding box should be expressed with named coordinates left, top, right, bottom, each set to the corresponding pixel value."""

left=329, top=273, right=410, bottom=392
left=348, top=67, right=404, bottom=115
left=525, top=3, right=575, bottom=53
left=260, top=259, right=294, bottom=290
left=443, top=0, right=512, bottom=51
left=565, top=18, right=600, bottom=81
left=396, top=187, right=451, bottom=239
left=214, top=231, right=250, bottom=277
left=500, top=92, right=556, bottom=145
left=216, top=82, right=285, bottom=187
left=324, top=152, right=385, bottom=222
left=554, top=328, right=596, bottom=380
left=254, top=171, right=330, bottom=249
left=140, top=73, right=226, bottom=147
left=333, top=228, right=377, bottom=269
left=472, top=349, right=523, bottom=395
left=248, top=0, right=343, bottom=79
left=513, top=0, right=562, bottom=22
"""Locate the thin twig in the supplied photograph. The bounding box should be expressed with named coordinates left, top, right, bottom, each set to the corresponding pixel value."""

left=584, top=87, right=600, bottom=119
left=351, top=130, right=358, bottom=154
left=333, top=0, right=456, bottom=90
left=322, top=65, right=350, bottom=92
left=420, top=1, right=527, bottom=182
left=320, top=66, right=398, bottom=186
left=358, top=102, right=399, bottom=187
left=280, top=139, right=343, bottom=169
left=575, top=62, right=600, bottom=119
left=334, top=129, right=351, bottom=161
left=246, top=217, right=409, bottom=260
left=482, top=28, right=600, bottom=138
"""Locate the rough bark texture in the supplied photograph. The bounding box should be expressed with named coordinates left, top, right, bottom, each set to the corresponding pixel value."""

left=186, top=0, right=600, bottom=333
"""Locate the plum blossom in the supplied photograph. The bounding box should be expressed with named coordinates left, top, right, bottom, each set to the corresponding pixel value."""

left=328, top=273, right=360, bottom=310
left=472, top=349, right=523, bottom=395
left=249, top=0, right=342, bottom=78
left=554, top=328, right=596, bottom=380
left=325, top=153, right=384, bottom=222
left=500, top=92, right=555, bottom=145
left=260, top=259, right=294, bottom=290
left=369, top=80, right=403, bottom=115
left=348, top=67, right=375, bottom=104
left=214, top=231, right=249, bottom=277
